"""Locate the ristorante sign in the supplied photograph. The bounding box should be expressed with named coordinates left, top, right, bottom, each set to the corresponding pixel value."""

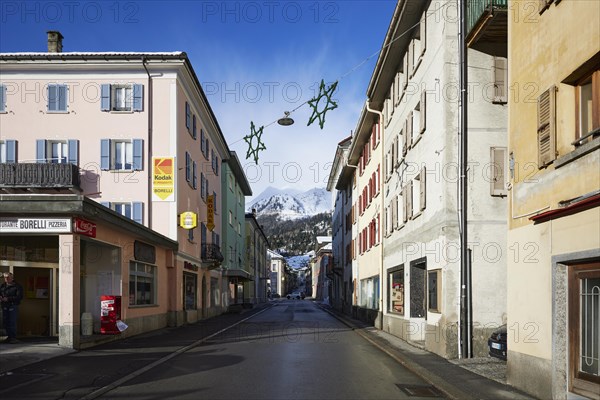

left=0, top=217, right=72, bottom=233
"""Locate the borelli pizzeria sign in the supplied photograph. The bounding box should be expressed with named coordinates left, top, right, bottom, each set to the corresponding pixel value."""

left=0, top=217, right=72, bottom=233
left=152, top=157, right=175, bottom=202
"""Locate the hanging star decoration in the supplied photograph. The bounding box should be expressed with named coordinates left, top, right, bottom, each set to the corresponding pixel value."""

left=307, top=79, right=339, bottom=129
left=244, top=121, right=266, bottom=164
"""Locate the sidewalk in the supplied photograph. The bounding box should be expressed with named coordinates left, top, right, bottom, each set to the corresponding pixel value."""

left=319, top=303, right=536, bottom=400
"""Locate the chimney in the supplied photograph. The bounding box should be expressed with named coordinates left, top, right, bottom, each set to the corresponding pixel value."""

left=47, top=31, right=64, bottom=53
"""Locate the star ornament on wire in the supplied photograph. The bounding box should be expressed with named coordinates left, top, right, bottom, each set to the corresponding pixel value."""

left=244, top=121, right=266, bottom=164
left=307, top=79, right=339, bottom=129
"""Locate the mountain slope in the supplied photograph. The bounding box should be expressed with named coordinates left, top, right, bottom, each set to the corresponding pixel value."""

left=247, top=187, right=332, bottom=220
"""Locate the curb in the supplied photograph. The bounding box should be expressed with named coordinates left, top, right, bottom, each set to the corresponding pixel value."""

left=317, top=303, right=473, bottom=400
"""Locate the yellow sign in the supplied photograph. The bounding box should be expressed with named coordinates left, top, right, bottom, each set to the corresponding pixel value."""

left=179, top=212, right=197, bottom=230
left=206, top=195, right=215, bottom=231
left=152, top=157, right=175, bottom=201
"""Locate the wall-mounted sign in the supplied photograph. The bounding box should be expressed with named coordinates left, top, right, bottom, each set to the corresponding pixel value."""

left=179, top=212, right=197, bottom=230
left=152, top=157, right=175, bottom=202
left=0, top=217, right=72, bottom=233
left=184, top=261, right=199, bottom=272
left=74, top=218, right=97, bottom=238
left=206, top=195, right=215, bottom=231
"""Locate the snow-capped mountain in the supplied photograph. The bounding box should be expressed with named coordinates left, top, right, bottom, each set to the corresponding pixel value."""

left=247, top=187, right=332, bottom=220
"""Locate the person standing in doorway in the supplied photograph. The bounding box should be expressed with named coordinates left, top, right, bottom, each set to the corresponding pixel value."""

left=0, top=272, right=24, bottom=344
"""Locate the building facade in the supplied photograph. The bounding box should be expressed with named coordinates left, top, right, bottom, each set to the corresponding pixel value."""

left=0, top=32, right=249, bottom=346
left=244, top=212, right=269, bottom=304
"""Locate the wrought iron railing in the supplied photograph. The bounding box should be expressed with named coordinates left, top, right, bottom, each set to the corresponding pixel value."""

left=0, top=163, right=80, bottom=188
left=467, top=0, right=507, bottom=34
left=201, top=243, right=224, bottom=263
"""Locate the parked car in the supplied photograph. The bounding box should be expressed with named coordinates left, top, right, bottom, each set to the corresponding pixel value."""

left=488, top=325, right=507, bottom=360
left=286, top=292, right=301, bottom=300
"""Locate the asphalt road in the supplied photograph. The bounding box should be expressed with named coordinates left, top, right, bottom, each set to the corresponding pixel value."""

left=0, top=300, right=443, bottom=399
left=96, top=300, right=437, bottom=400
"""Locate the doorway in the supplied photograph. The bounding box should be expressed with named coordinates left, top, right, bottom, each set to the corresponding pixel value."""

left=14, top=266, right=57, bottom=337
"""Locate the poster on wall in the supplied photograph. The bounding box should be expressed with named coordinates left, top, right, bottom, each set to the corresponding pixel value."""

left=152, top=157, right=175, bottom=202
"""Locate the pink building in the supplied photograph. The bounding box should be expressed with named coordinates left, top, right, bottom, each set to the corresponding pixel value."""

left=0, top=32, right=231, bottom=347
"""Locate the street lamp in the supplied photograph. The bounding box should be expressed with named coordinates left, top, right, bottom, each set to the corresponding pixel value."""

left=277, top=111, right=294, bottom=126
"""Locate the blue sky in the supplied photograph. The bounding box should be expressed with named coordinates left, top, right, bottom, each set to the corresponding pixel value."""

left=0, top=0, right=396, bottom=199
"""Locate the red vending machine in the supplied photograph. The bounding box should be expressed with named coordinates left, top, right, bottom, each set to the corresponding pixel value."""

left=100, top=295, right=121, bottom=334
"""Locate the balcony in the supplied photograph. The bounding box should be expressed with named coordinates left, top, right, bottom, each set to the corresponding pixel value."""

left=201, top=243, right=224, bottom=265
left=467, top=0, right=508, bottom=57
left=0, top=163, right=80, bottom=190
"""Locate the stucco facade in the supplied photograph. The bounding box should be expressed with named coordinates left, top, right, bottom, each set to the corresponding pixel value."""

left=506, top=1, right=600, bottom=398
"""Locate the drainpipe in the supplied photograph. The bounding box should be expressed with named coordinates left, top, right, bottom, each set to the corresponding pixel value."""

left=458, top=0, right=472, bottom=358
left=142, top=57, right=153, bottom=229
left=365, top=101, right=384, bottom=331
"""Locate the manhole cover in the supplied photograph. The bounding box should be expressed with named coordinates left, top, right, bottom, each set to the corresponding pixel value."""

left=396, top=383, right=443, bottom=398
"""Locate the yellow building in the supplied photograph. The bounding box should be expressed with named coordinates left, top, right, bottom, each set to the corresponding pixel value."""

left=498, top=1, right=599, bottom=398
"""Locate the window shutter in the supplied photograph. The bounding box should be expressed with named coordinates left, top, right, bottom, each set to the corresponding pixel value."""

left=192, top=115, right=197, bottom=139
left=392, top=197, right=398, bottom=229
left=4, top=140, right=15, bottom=163
left=67, top=139, right=78, bottom=165
left=407, top=112, right=413, bottom=148
left=132, top=202, right=143, bottom=224
left=132, top=84, right=143, bottom=111
left=185, top=102, right=191, bottom=131
left=403, top=54, right=409, bottom=91
left=132, top=139, right=143, bottom=171
left=493, top=57, right=508, bottom=104
left=193, top=161, right=197, bottom=189
left=58, top=85, right=67, bottom=111
left=420, top=90, right=427, bottom=134
left=201, top=173, right=205, bottom=198
left=420, top=13, right=427, bottom=58
left=402, top=187, right=408, bottom=223
left=407, top=180, right=414, bottom=219
left=47, top=85, right=57, bottom=111
left=206, top=139, right=210, bottom=159
left=537, top=85, right=557, bottom=168
left=420, top=167, right=426, bottom=211
left=0, top=84, right=6, bottom=112
left=201, top=129, right=205, bottom=154
left=101, top=84, right=111, bottom=111
left=100, top=139, right=111, bottom=170
left=407, top=41, right=414, bottom=78
left=490, top=147, right=507, bottom=196
left=36, top=139, right=46, bottom=163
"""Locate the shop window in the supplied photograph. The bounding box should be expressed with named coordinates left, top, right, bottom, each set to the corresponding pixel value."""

left=389, top=266, right=405, bottom=314
left=129, top=261, right=156, bottom=306
left=184, top=273, right=197, bottom=310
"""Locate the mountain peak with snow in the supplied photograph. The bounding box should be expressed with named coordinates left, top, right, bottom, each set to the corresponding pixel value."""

left=247, top=187, right=332, bottom=220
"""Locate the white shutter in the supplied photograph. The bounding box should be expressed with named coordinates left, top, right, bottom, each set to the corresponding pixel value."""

left=420, top=167, right=426, bottom=211
left=420, top=90, right=427, bottom=134
left=407, top=180, right=413, bottom=220
left=407, top=111, right=414, bottom=148
left=493, top=57, right=508, bottom=104
left=420, top=13, right=427, bottom=58
left=490, top=147, right=508, bottom=196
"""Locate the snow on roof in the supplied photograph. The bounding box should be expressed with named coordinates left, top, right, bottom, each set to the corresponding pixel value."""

left=267, top=249, right=284, bottom=259
left=316, top=236, right=332, bottom=244
left=1, top=51, right=185, bottom=57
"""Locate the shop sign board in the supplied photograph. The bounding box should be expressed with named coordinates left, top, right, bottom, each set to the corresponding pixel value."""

left=74, top=218, right=97, bottom=238
left=207, top=195, right=215, bottom=231
left=179, top=212, right=197, bottom=230
left=152, top=157, right=175, bottom=202
left=0, top=217, right=72, bottom=233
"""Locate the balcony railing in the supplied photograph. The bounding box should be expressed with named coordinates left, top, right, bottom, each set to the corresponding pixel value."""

left=466, top=0, right=508, bottom=57
left=201, top=243, right=224, bottom=264
left=0, top=163, right=80, bottom=189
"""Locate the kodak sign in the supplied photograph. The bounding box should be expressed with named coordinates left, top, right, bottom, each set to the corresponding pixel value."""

left=152, top=157, right=175, bottom=201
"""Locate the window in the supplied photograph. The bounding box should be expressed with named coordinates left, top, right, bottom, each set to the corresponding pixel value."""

left=185, top=152, right=192, bottom=183
left=568, top=263, right=600, bottom=398
left=101, top=84, right=143, bottom=112
left=537, top=85, right=557, bottom=168
left=238, top=222, right=241, bottom=235
left=102, top=201, right=143, bottom=224
left=36, top=139, right=78, bottom=164
left=490, top=147, right=507, bottom=197
left=47, top=84, right=68, bottom=112
left=188, top=227, right=194, bottom=242
left=184, top=273, right=197, bottom=310
left=100, top=139, right=143, bottom=171
left=389, top=266, right=404, bottom=314
left=0, top=140, right=16, bottom=163
left=428, top=269, right=441, bottom=313
left=229, top=210, right=233, bottom=225
left=576, top=70, right=600, bottom=141
left=0, top=84, right=6, bottom=112
left=228, top=174, right=234, bottom=191
left=200, top=129, right=206, bottom=155
left=129, top=261, right=156, bottom=305
left=414, top=167, right=426, bottom=213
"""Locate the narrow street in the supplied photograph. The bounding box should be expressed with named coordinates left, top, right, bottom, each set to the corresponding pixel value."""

left=96, top=300, right=436, bottom=400
left=0, top=301, right=442, bottom=400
